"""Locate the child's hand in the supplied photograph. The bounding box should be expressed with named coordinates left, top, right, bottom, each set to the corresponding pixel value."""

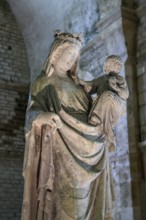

left=69, top=75, right=80, bottom=85
left=77, top=79, right=92, bottom=93
left=109, top=76, right=121, bottom=92
left=67, top=71, right=82, bottom=86
left=69, top=74, right=92, bottom=93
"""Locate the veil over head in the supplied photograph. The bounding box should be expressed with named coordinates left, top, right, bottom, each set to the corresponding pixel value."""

left=42, top=30, right=83, bottom=77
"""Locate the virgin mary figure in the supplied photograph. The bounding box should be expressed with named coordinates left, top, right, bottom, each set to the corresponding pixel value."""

left=21, top=31, right=128, bottom=220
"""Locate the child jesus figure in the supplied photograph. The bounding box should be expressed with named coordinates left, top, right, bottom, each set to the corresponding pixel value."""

left=70, top=55, right=129, bottom=151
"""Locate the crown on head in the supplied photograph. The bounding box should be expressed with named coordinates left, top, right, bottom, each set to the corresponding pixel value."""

left=54, top=30, right=82, bottom=47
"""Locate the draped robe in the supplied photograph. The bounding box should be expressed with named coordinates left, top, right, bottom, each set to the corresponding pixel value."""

left=21, top=73, right=116, bottom=220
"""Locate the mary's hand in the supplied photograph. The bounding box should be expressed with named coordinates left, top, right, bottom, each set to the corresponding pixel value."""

left=33, top=112, right=62, bottom=132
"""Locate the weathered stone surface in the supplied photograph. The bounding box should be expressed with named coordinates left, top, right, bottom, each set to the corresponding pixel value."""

left=0, top=0, right=145, bottom=219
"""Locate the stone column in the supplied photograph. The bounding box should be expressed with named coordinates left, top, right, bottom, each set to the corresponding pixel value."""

left=121, top=5, right=143, bottom=220
left=137, top=2, right=146, bottom=220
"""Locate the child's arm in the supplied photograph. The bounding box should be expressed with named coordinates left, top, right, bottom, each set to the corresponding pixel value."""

left=118, top=76, right=129, bottom=99
left=78, top=75, right=108, bottom=94
left=109, top=74, right=129, bottom=99
left=69, top=74, right=94, bottom=93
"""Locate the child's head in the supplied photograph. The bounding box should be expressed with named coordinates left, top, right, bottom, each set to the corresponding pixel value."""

left=103, top=55, right=123, bottom=74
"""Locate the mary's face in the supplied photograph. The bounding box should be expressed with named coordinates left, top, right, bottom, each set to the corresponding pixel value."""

left=53, top=45, right=80, bottom=75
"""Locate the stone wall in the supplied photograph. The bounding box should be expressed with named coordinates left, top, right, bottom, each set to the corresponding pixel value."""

left=0, top=1, right=29, bottom=219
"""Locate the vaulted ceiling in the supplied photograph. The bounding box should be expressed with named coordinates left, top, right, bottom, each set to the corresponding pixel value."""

left=7, top=0, right=100, bottom=79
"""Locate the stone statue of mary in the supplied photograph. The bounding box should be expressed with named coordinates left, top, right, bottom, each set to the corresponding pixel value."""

left=21, top=31, right=128, bottom=220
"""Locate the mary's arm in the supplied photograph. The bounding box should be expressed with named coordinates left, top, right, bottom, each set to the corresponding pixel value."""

left=25, top=78, right=62, bottom=133
left=23, top=78, right=62, bottom=176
